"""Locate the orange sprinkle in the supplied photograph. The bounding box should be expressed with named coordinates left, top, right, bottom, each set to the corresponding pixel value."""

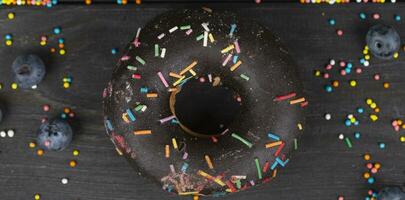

left=289, top=97, right=306, bottom=105
left=230, top=60, right=242, bottom=72
left=272, top=169, right=277, bottom=178
left=189, top=69, right=197, bottom=76
left=265, top=141, right=283, bottom=148
left=169, top=72, right=183, bottom=79
left=168, top=88, right=178, bottom=92
left=180, top=61, right=198, bottom=75
left=205, top=155, right=214, bottom=169
left=146, top=93, right=158, bottom=98
left=69, top=160, right=77, bottom=167
left=133, top=130, right=152, bottom=135
left=37, top=149, right=44, bottom=156
left=220, top=44, right=234, bottom=54
left=165, top=145, right=170, bottom=158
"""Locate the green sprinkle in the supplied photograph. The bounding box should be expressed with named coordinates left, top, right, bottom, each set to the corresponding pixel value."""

left=180, top=25, right=191, bottom=30
left=135, top=105, right=144, bottom=112
left=235, top=179, right=241, bottom=189
left=196, top=34, right=204, bottom=41
left=240, top=74, right=250, bottom=81
left=254, top=158, right=262, bottom=179
left=231, top=133, right=253, bottom=148
left=154, top=44, right=159, bottom=57
left=135, top=56, right=146, bottom=65
left=294, top=138, right=298, bottom=150
left=127, top=65, right=137, bottom=71
left=345, top=137, right=352, bottom=148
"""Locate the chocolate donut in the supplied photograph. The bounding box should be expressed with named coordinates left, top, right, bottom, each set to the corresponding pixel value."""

left=103, top=8, right=305, bottom=196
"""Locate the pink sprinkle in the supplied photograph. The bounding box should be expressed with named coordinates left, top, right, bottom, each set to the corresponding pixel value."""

left=340, top=69, right=346, bottom=76
left=44, top=140, right=50, bottom=147
left=157, top=72, right=169, bottom=88
left=222, top=54, right=232, bottom=66
left=392, top=120, right=398, bottom=126
left=250, top=180, right=255, bottom=186
left=159, top=115, right=176, bottom=124
left=132, top=74, right=141, bottom=79
left=182, top=152, right=188, bottom=160
left=234, top=40, right=241, bottom=53
left=394, top=126, right=400, bottom=131
left=121, top=55, right=130, bottom=61
left=220, top=128, right=229, bottom=135
left=186, top=29, right=193, bottom=35
left=325, top=64, right=332, bottom=70
left=323, top=73, right=330, bottom=79
left=169, top=164, right=175, bottom=174
left=356, top=67, right=362, bottom=74
left=374, top=74, right=380, bottom=80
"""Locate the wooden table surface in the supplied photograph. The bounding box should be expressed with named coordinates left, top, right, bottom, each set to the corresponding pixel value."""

left=0, top=2, right=404, bottom=200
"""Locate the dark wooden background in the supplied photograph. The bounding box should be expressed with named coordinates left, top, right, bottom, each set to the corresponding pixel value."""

left=0, top=2, right=404, bottom=200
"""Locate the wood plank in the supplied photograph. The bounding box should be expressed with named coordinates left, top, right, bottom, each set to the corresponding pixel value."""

left=0, top=4, right=404, bottom=200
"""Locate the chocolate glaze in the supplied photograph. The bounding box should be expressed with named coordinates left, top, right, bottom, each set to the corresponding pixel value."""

left=103, top=9, right=305, bottom=196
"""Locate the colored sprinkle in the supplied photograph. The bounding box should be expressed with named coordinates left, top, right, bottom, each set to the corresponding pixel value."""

left=274, top=142, right=285, bottom=156
left=274, top=92, right=297, bottom=101
left=230, top=60, right=242, bottom=71
left=180, top=25, right=191, bottom=30
left=126, top=109, right=136, bottom=121
left=208, top=33, right=215, bottom=43
left=225, top=180, right=237, bottom=192
left=294, top=138, right=298, bottom=150
left=172, top=138, right=178, bottom=149
left=345, top=137, right=352, bottom=148
left=135, top=56, right=146, bottom=65
left=181, top=162, right=189, bottom=172
left=231, top=133, right=253, bottom=148
left=240, top=74, right=250, bottom=81
left=169, top=72, right=183, bottom=79
left=234, top=40, right=241, bottom=53
left=186, top=29, right=193, bottom=35
left=229, top=24, right=237, bottom=37
left=222, top=54, right=233, bottom=66
left=165, top=145, right=170, bottom=158
left=189, top=69, right=197, bottom=76
left=159, top=115, right=176, bottom=124
left=133, top=130, right=152, bottom=135
left=146, top=93, right=158, bottom=98
left=262, top=161, right=270, bottom=173
left=289, top=97, right=306, bottom=105
left=265, top=141, right=283, bottom=148
left=221, top=44, right=235, bottom=54
left=173, top=76, right=186, bottom=86
left=127, top=65, right=137, bottom=71
left=205, top=155, right=214, bottom=169
left=203, top=31, right=208, bottom=47
left=157, top=72, right=169, bottom=88
left=154, top=44, right=159, bottom=57
left=297, top=123, right=303, bottom=130
left=180, top=61, right=198, bottom=75
left=196, top=34, right=204, bottom=41
left=267, top=132, right=280, bottom=141
left=254, top=158, right=262, bottom=179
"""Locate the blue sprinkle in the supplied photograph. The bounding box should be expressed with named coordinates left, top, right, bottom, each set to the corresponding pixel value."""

left=53, top=27, right=61, bottom=34
left=367, top=177, right=375, bottom=184
left=359, top=12, right=367, bottom=20
left=357, top=107, right=364, bottom=113
left=345, top=68, right=351, bottom=73
left=58, top=38, right=65, bottom=44
left=140, top=87, right=148, bottom=93
left=325, top=85, right=333, bottom=93
left=346, top=63, right=353, bottom=68
left=354, top=121, right=360, bottom=126
left=105, top=120, right=114, bottom=131
left=181, top=163, right=189, bottom=173
left=354, top=132, right=361, bottom=139
left=126, top=109, right=136, bottom=121
left=5, top=34, right=12, bottom=40
left=233, top=55, right=238, bottom=64
left=171, top=119, right=179, bottom=124
left=270, top=161, right=278, bottom=170
left=394, top=14, right=401, bottom=21
left=379, top=142, right=386, bottom=149
left=345, top=119, right=352, bottom=126
left=328, top=19, right=336, bottom=26
left=111, top=48, right=118, bottom=55
left=267, top=132, right=280, bottom=141
left=229, top=24, right=237, bottom=37
left=61, top=113, right=67, bottom=119
left=360, top=58, right=365, bottom=64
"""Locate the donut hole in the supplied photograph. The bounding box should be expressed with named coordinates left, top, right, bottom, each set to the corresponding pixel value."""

left=171, top=78, right=241, bottom=137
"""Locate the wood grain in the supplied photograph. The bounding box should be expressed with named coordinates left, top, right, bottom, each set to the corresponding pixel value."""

left=0, top=3, right=404, bottom=200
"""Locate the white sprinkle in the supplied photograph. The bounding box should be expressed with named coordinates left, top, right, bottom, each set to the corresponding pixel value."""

left=160, top=48, right=166, bottom=58
left=157, top=33, right=165, bottom=40
left=324, top=113, right=331, bottom=120
left=203, top=31, right=208, bottom=47
left=141, top=105, right=147, bottom=112
left=338, top=134, right=345, bottom=140
left=7, top=129, right=14, bottom=138
left=169, top=26, right=178, bottom=33
left=363, top=60, right=370, bottom=67
left=135, top=28, right=142, bottom=38
left=61, top=178, right=69, bottom=184
left=208, top=74, right=212, bottom=83
left=0, top=131, right=6, bottom=138
left=201, top=22, right=210, bottom=32
left=31, top=85, right=38, bottom=89
left=329, top=59, right=336, bottom=66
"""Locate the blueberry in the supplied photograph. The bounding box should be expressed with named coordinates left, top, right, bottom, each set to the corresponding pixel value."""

left=37, top=119, right=73, bottom=151
left=366, top=24, right=401, bottom=60
left=12, top=54, right=46, bottom=89
left=377, top=187, right=405, bottom=200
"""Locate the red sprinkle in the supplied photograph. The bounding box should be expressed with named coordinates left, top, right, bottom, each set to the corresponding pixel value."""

left=274, top=142, right=285, bottom=157
left=274, top=92, right=296, bottom=102
left=225, top=180, right=237, bottom=192
left=132, top=74, right=141, bottom=79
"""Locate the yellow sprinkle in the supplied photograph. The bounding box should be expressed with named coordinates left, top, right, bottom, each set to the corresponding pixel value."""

left=400, top=136, right=405, bottom=143
left=180, top=61, right=198, bottom=75
left=5, top=40, right=12, bottom=46
left=63, top=82, right=70, bottom=89
left=289, top=97, right=306, bottom=105
left=29, top=142, right=36, bottom=148
left=173, top=76, right=186, bottom=86
left=115, top=147, right=123, bottom=155
left=7, top=12, right=15, bottom=19
left=393, top=52, right=399, bottom=59
left=146, top=93, right=158, bottom=98
left=11, top=83, right=18, bottom=90
left=73, top=149, right=80, bottom=156
left=122, top=113, right=130, bottom=123
left=265, top=141, right=283, bottom=148
left=59, top=49, right=66, bottom=55
left=189, top=69, right=197, bottom=76
left=134, top=130, right=152, bottom=135
left=205, top=155, right=214, bottom=169
left=178, top=191, right=199, bottom=196
left=230, top=60, right=242, bottom=72
left=366, top=98, right=373, bottom=105
left=221, top=44, right=234, bottom=54
left=169, top=72, right=183, bottom=79
left=208, top=33, right=215, bottom=43
left=213, top=177, right=226, bottom=186
left=165, top=145, right=170, bottom=158
left=370, top=103, right=377, bottom=109
left=172, top=138, right=178, bottom=149
left=297, top=123, right=303, bottom=130
left=370, top=114, right=378, bottom=122
left=40, top=40, right=47, bottom=46
left=34, top=194, right=41, bottom=200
